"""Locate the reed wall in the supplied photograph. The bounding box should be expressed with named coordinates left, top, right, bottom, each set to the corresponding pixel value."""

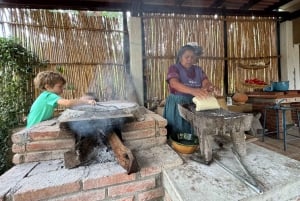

left=142, top=14, right=279, bottom=102
left=0, top=9, right=279, bottom=107
left=0, top=9, right=129, bottom=105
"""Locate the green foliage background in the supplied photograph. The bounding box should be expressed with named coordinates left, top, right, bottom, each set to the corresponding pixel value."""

left=0, top=37, right=46, bottom=175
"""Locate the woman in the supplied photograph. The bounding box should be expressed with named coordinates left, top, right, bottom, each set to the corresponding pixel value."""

left=163, top=45, right=217, bottom=138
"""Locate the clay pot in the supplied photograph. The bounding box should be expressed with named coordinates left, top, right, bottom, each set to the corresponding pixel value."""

left=232, top=93, right=248, bottom=104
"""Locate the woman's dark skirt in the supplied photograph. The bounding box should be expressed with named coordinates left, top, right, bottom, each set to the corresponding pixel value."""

left=163, top=94, right=193, bottom=138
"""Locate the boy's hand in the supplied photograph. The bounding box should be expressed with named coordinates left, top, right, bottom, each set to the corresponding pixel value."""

left=87, top=100, right=96, bottom=105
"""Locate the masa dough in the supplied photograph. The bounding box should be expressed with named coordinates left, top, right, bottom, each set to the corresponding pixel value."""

left=192, top=96, right=220, bottom=111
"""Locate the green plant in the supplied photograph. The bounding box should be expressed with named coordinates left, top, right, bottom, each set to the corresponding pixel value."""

left=0, top=37, right=47, bottom=175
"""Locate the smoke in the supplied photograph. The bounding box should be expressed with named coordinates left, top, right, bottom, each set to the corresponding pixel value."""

left=86, top=66, right=139, bottom=103
left=67, top=117, right=126, bottom=140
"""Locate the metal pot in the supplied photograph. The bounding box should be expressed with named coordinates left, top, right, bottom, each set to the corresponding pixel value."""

left=272, top=81, right=289, bottom=91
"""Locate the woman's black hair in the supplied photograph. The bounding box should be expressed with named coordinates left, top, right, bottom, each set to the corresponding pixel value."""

left=176, top=44, right=203, bottom=64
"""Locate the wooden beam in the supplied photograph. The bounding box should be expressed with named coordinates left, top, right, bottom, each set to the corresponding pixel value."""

left=210, top=0, right=225, bottom=9
left=288, top=9, right=300, bottom=21
left=265, top=0, right=294, bottom=12
left=175, top=0, right=186, bottom=6
left=240, top=0, right=262, bottom=10
left=141, top=4, right=284, bottom=17
left=0, top=0, right=291, bottom=18
left=130, top=0, right=142, bottom=16
left=0, top=0, right=131, bottom=11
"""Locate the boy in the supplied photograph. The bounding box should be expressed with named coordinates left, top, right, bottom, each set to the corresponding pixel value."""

left=26, top=71, right=96, bottom=128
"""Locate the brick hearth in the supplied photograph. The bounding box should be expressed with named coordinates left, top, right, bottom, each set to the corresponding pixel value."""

left=11, top=110, right=168, bottom=165
left=0, top=109, right=183, bottom=201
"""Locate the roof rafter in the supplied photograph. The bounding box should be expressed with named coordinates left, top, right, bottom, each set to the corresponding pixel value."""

left=0, top=0, right=131, bottom=11
left=287, top=8, right=300, bottom=20
left=210, top=0, right=226, bottom=8
left=240, top=0, right=262, bottom=10
left=130, top=0, right=142, bottom=16
left=175, top=0, right=186, bottom=6
left=0, top=0, right=294, bottom=20
left=141, top=4, right=287, bottom=17
left=265, top=0, right=294, bottom=12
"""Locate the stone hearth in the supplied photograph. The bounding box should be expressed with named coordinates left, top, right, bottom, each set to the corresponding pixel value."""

left=1, top=109, right=184, bottom=201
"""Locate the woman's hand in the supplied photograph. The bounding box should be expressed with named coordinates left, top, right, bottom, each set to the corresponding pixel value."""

left=206, top=85, right=221, bottom=96
left=202, top=81, right=222, bottom=97
left=212, top=87, right=222, bottom=96
left=191, top=88, right=209, bottom=98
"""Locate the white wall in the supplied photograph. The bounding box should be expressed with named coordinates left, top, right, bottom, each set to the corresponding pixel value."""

left=128, top=16, right=144, bottom=105
left=280, top=21, right=300, bottom=90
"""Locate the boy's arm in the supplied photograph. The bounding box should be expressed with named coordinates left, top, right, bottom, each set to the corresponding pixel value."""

left=57, top=98, right=96, bottom=108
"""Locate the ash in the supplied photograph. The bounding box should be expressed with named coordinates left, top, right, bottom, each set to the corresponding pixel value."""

left=95, top=146, right=116, bottom=163
left=81, top=145, right=117, bottom=166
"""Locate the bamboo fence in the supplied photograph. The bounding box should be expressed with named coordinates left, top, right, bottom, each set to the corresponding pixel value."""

left=143, top=14, right=225, bottom=103
left=142, top=13, right=279, bottom=101
left=0, top=8, right=128, bottom=108
left=226, top=16, right=278, bottom=94
left=0, top=8, right=279, bottom=108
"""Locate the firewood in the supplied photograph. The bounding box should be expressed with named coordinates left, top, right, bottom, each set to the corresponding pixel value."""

left=108, top=132, right=139, bottom=174
left=64, top=150, right=81, bottom=169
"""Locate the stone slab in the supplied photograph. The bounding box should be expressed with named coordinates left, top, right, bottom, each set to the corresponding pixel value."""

left=163, top=143, right=300, bottom=201
left=134, top=145, right=183, bottom=169
left=125, top=136, right=167, bottom=151
left=0, top=162, right=38, bottom=198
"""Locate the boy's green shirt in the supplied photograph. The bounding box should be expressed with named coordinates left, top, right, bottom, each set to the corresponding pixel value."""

left=26, top=91, right=61, bottom=128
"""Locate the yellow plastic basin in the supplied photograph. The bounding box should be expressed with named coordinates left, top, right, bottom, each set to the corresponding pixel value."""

left=171, top=133, right=199, bottom=154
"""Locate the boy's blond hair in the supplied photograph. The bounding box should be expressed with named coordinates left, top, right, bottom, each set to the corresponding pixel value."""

left=34, top=71, right=66, bottom=90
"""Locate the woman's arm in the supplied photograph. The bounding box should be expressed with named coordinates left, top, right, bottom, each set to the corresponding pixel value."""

left=169, top=78, right=209, bottom=98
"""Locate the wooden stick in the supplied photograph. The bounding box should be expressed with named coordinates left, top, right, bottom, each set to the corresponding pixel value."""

left=107, top=132, right=139, bottom=174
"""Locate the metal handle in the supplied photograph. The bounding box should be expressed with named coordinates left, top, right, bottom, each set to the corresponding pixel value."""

left=231, top=147, right=260, bottom=187
left=214, top=158, right=263, bottom=194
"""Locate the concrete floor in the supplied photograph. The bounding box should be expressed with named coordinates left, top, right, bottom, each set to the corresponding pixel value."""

left=253, top=126, right=300, bottom=161
left=163, top=142, right=300, bottom=201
